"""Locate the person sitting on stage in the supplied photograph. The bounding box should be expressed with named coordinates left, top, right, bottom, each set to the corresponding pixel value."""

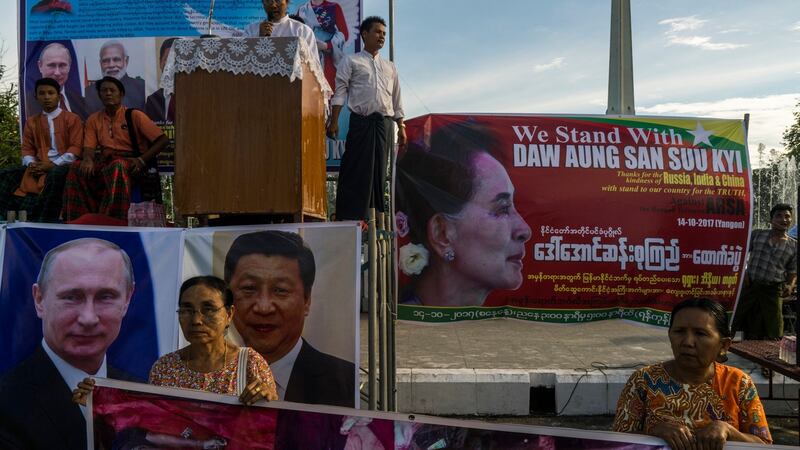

left=62, top=76, right=168, bottom=222
left=395, top=121, right=531, bottom=307
left=74, top=276, right=277, bottom=406
left=613, top=298, right=772, bottom=449
left=0, top=77, right=82, bottom=222
left=244, top=0, right=322, bottom=70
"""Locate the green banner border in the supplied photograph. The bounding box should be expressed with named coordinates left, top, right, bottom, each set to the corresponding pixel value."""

left=398, top=305, right=677, bottom=327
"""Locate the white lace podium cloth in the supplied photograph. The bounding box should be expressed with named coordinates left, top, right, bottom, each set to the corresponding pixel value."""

left=162, top=37, right=332, bottom=108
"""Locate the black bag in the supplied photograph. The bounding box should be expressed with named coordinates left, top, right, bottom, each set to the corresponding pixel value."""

left=124, top=108, right=163, bottom=203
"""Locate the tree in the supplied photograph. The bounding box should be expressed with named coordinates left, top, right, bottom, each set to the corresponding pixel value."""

left=784, top=99, right=800, bottom=159
left=0, top=63, right=21, bottom=168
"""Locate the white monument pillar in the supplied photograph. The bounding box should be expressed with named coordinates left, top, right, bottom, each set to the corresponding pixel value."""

left=606, top=0, right=635, bottom=115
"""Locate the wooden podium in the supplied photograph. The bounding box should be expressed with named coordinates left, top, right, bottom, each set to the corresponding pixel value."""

left=171, top=37, right=328, bottom=221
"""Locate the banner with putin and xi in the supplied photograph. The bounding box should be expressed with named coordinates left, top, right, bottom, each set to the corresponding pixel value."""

left=0, top=220, right=361, bottom=443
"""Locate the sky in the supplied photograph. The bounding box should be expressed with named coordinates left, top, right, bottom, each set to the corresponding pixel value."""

left=1, top=0, right=798, bottom=164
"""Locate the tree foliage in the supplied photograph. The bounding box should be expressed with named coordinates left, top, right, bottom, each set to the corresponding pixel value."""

left=0, top=63, right=21, bottom=168
left=784, top=99, right=800, bottom=159
left=751, top=143, right=798, bottom=229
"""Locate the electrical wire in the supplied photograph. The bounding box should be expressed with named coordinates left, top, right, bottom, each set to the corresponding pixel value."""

left=556, top=362, right=646, bottom=416
left=398, top=74, right=431, bottom=115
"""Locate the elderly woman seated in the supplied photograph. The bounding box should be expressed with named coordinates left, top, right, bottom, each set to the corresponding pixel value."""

left=613, top=298, right=771, bottom=449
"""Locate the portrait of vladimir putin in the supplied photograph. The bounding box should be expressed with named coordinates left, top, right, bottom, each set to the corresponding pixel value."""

left=0, top=238, right=137, bottom=450
left=24, top=42, right=87, bottom=119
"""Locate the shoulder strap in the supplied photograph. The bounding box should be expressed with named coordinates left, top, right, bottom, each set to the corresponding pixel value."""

left=124, top=107, right=141, bottom=156
left=236, top=347, right=249, bottom=395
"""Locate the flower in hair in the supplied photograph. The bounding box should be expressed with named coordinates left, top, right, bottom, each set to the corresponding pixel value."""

left=395, top=211, right=409, bottom=238
left=399, top=243, right=429, bottom=276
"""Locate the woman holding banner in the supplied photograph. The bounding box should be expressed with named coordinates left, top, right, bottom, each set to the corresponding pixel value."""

left=395, top=121, right=532, bottom=307
left=75, top=276, right=277, bottom=405
left=149, top=276, right=278, bottom=403
left=613, top=298, right=771, bottom=449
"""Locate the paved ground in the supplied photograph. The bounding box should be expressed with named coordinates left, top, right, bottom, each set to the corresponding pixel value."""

left=391, top=318, right=672, bottom=371
left=358, top=316, right=799, bottom=445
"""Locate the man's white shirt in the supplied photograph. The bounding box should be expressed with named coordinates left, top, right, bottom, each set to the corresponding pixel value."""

left=331, top=50, right=404, bottom=119
left=244, top=15, right=321, bottom=69
left=42, top=338, right=107, bottom=413
left=267, top=338, right=303, bottom=401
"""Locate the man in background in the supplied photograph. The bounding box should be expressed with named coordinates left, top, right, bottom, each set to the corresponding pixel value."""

left=25, top=42, right=87, bottom=119
left=85, top=41, right=146, bottom=112
left=0, top=238, right=137, bottom=449
left=734, top=203, right=797, bottom=339
left=145, top=38, right=177, bottom=123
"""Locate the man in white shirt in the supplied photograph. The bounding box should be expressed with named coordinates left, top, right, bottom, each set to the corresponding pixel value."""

left=244, top=0, right=322, bottom=70
left=327, top=16, right=406, bottom=221
left=0, top=238, right=137, bottom=450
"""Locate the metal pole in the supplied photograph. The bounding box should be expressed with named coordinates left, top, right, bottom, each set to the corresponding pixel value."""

left=387, top=0, right=398, bottom=411
left=606, top=0, right=635, bottom=115
left=379, top=213, right=390, bottom=410
left=389, top=0, right=395, bottom=62
left=367, top=207, right=379, bottom=410
left=385, top=0, right=397, bottom=411
left=206, top=0, right=216, bottom=36
left=387, top=163, right=398, bottom=411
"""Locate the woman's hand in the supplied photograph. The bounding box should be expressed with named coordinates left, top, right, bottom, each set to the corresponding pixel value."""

left=693, top=421, right=732, bottom=450
left=650, top=421, right=696, bottom=450
left=239, top=378, right=276, bottom=405
left=71, top=377, right=96, bottom=406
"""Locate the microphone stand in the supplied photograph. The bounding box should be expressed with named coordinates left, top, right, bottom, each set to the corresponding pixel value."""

left=202, top=0, right=217, bottom=38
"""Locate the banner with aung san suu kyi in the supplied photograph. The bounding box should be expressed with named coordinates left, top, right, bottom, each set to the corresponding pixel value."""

left=394, top=114, right=750, bottom=325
